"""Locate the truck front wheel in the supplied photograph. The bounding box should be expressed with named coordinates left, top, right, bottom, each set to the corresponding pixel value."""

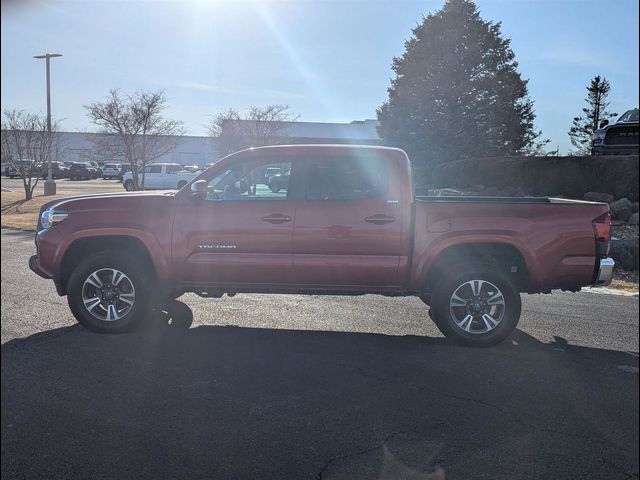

left=67, top=251, right=154, bottom=333
left=429, top=264, right=521, bottom=347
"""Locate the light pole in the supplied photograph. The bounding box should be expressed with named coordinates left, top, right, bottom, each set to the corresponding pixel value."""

left=33, top=53, right=62, bottom=196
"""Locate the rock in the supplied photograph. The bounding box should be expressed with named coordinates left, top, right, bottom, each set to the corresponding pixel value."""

left=609, top=198, right=633, bottom=222
left=584, top=192, right=615, bottom=203
left=610, top=239, right=639, bottom=272
left=628, top=213, right=640, bottom=226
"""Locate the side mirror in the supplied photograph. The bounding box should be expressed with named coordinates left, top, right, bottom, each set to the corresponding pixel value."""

left=599, top=119, right=609, bottom=129
left=191, top=179, right=207, bottom=199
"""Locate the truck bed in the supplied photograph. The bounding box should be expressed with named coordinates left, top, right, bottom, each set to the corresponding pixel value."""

left=410, top=197, right=610, bottom=293
left=415, top=196, right=602, bottom=205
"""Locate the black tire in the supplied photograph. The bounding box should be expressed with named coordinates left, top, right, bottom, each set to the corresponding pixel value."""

left=429, top=263, right=521, bottom=347
left=67, top=251, right=155, bottom=333
left=269, top=185, right=280, bottom=193
left=124, top=180, right=135, bottom=191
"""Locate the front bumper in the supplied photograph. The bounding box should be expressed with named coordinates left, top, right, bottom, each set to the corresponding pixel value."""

left=592, top=258, right=615, bottom=287
left=591, top=145, right=639, bottom=156
left=29, top=254, right=52, bottom=279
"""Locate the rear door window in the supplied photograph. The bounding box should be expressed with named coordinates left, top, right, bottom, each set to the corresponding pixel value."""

left=305, top=156, right=387, bottom=201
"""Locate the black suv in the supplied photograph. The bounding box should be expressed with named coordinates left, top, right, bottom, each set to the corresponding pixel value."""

left=40, top=161, right=67, bottom=179
left=69, top=162, right=99, bottom=180
left=592, top=109, right=639, bottom=155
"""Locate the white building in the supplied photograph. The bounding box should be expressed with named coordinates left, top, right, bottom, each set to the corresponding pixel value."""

left=55, top=131, right=217, bottom=167
left=12, top=119, right=381, bottom=167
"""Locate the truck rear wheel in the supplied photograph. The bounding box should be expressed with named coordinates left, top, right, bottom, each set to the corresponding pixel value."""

left=429, top=264, right=521, bottom=347
left=124, top=180, right=135, bottom=191
left=67, top=251, right=155, bottom=333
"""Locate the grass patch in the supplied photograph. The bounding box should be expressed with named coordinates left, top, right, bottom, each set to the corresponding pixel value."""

left=1, top=192, right=69, bottom=231
left=609, top=279, right=639, bottom=293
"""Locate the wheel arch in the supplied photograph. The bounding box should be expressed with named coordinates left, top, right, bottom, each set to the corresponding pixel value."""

left=420, top=241, right=536, bottom=295
left=57, top=233, right=165, bottom=296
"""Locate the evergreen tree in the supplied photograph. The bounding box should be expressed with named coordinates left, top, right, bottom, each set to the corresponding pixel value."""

left=377, top=0, right=545, bottom=181
left=568, top=75, right=617, bottom=155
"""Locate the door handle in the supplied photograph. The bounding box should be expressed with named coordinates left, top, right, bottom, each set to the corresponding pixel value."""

left=261, top=214, right=292, bottom=224
left=364, top=214, right=395, bottom=225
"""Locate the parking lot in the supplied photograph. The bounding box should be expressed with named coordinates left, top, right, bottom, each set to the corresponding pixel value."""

left=1, top=176, right=125, bottom=196
left=1, top=227, right=638, bottom=479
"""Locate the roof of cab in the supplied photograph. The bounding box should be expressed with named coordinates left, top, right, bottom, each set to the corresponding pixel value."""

left=225, top=144, right=407, bottom=159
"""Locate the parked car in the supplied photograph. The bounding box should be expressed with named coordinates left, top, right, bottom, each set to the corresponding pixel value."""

left=267, top=172, right=290, bottom=193
left=182, top=164, right=202, bottom=173
left=88, top=161, right=103, bottom=178
left=592, top=108, right=639, bottom=155
left=40, top=161, right=67, bottom=179
left=263, top=166, right=282, bottom=184
left=117, top=165, right=130, bottom=182
left=31, top=145, right=614, bottom=346
left=102, top=163, right=122, bottom=180
left=68, top=162, right=98, bottom=180
left=121, top=163, right=199, bottom=191
left=6, top=159, right=41, bottom=179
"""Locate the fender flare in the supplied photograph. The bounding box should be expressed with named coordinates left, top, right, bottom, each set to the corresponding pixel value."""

left=414, top=235, right=543, bottom=292
left=54, top=227, right=171, bottom=285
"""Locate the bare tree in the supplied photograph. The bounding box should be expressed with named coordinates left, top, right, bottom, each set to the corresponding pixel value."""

left=85, top=131, right=125, bottom=165
left=568, top=75, right=617, bottom=155
left=1, top=109, right=63, bottom=200
left=85, top=90, right=185, bottom=189
left=208, top=105, right=300, bottom=156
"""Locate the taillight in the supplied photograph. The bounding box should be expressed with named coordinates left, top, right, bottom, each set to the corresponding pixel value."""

left=593, top=212, right=612, bottom=257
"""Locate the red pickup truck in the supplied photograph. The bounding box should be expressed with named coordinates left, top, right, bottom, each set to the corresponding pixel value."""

left=30, top=145, right=614, bottom=346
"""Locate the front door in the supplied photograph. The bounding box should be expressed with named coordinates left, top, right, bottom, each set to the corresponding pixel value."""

left=172, top=157, right=297, bottom=287
left=293, top=153, right=404, bottom=288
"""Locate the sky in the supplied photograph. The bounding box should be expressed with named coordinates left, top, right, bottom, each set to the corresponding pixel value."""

left=1, top=0, right=639, bottom=153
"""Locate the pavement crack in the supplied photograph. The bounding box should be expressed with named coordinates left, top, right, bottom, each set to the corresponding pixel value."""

left=315, top=428, right=414, bottom=480
left=315, top=421, right=450, bottom=480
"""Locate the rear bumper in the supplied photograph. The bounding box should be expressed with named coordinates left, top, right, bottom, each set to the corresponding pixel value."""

left=592, top=258, right=615, bottom=287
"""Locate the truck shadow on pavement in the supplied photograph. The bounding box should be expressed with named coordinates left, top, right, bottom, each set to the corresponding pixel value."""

left=2, top=301, right=638, bottom=480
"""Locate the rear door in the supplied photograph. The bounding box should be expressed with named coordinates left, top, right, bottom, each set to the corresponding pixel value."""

left=163, top=164, right=182, bottom=188
left=143, top=164, right=163, bottom=189
left=292, top=153, right=404, bottom=288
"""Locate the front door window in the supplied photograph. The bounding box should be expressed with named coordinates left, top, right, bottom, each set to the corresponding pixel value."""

left=205, top=160, right=291, bottom=201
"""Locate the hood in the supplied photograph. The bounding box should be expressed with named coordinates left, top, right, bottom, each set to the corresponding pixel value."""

left=38, top=190, right=177, bottom=231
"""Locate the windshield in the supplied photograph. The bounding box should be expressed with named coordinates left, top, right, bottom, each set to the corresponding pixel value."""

left=617, top=109, right=639, bottom=123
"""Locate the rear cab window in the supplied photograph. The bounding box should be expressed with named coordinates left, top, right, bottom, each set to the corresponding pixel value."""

left=304, top=155, right=388, bottom=201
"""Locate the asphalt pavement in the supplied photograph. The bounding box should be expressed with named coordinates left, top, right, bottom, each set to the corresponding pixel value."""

left=1, top=228, right=638, bottom=479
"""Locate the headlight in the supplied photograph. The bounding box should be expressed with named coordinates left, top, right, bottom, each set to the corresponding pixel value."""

left=41, top=210, right=68, bottom=229
left=592, top=130, right=607, bottom=144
